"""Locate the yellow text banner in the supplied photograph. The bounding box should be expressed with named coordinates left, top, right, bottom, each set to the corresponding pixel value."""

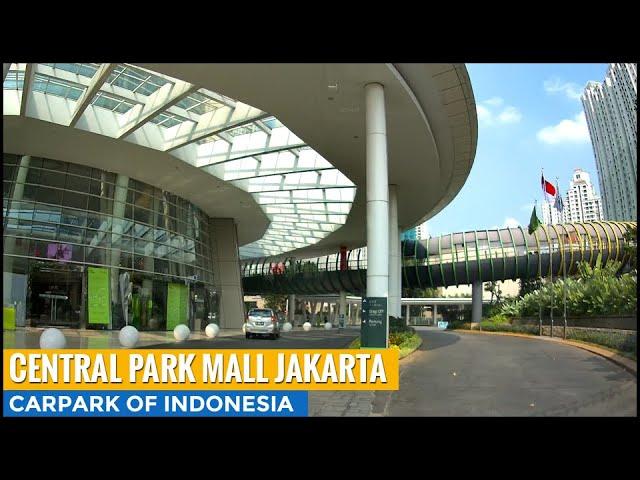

left=3, top=349, right=399, bottom=391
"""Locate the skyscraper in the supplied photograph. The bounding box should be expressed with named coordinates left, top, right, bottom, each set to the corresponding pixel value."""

left=582, top=63, right=637, bottom=221
left=541, top=168, right=603, bottom=224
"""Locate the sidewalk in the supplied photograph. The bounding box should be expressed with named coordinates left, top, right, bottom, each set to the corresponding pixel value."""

left=2, top=326, right=243, bottom=349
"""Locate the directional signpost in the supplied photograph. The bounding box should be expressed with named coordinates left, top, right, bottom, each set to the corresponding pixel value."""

left=361, top=297, right=388, bottom=348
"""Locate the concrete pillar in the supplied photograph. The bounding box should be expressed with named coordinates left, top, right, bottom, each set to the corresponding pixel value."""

left=472, top=280, right=483, bottom=326
left=338, top=291, right=347, bottom=327
left=209, top=218, right=245, bottom=329
left=111, top=174, right=129, bottom=330
left=365, top=83, right=389, bottom=302
left=388, top=184, right=401, bottom=318
left=288, top=294, right=295, bottom=325
left=433, top=304, right=438, bottom=326
left=4, top=155, right=31, bottom=326
left=404, top=301, right=410, bottom=325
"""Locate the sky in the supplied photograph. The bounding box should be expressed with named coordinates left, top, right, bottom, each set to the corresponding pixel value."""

left=422, top=63, right=609, bottom=238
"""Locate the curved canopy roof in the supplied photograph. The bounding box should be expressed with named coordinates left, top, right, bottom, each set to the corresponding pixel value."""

left=3, top=63, right=477, bottom=260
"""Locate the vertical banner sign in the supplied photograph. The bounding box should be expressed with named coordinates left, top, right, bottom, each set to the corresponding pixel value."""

left=88, top=267, right=110, bottom=325
left=361, top=297, right=388, bottom=348
left=167, top=283, right=188, bottom=330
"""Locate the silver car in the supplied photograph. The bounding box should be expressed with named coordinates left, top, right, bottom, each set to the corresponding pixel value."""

left=245, top=308, right=280, bottom=339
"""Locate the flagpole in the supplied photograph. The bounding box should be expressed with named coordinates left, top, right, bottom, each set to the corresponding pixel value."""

left=557, top=175, right=567, bottom=340
left=536, top=195, right=542, bottom=337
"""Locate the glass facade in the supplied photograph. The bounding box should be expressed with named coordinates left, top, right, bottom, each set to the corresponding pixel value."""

left=3, top=153, right=218, bottom=331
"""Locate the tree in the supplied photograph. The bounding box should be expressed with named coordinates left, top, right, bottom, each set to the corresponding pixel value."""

left=622, top=224, right=637, bottom=271
left=485, top=281, right=503, bottom=305
left=518, top=277, right=543, bottom=297
left=263, top=294, right=287, bottom=312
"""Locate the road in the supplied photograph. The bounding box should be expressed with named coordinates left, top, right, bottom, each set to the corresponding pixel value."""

left=371, top=328, right=637, bottom=416
left=143, top=328, right=359, bottom=349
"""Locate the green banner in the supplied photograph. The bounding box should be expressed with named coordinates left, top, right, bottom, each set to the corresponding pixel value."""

left=3, top=306, right=16, bottom=330
left=88, top=267, right=110, bottom=325
left=167, top=283, right=188, bottom=330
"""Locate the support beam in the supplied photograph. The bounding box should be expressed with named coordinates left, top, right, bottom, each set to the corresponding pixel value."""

left=19, top=63, right=34, bottom=117
left=388, top=185, right=401, bottom=318
left=433, top=304, right=438, bottom=326
left=118, top=80, right=198, bottom=139
left=288, top=294, right=296, bottom=325
left=69, top=63, right=116, bottom=127
left=471, top=280, right=483, bottom=326
left=163, top=104, right=268, bottom=152
left=338, top=291, right=347, bottom=328
left=209, top=218, right=245, bottom=329
left=365, top=83, right=389, bottom=301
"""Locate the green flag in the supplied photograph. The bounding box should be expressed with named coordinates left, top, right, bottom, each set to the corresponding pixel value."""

left=528, top=206, right=541, bottom=235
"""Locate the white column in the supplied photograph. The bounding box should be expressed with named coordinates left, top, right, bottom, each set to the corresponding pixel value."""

left=288, top=294, right=295, bottom=325
left=388, top=184, right=401, bottom=317
left=365, top=83, right=389, bottom=303
left=338, top=290, right=347, bottom=327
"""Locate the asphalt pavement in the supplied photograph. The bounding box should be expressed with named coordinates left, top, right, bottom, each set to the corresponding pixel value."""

left=371, top=327, right=637, bottom=416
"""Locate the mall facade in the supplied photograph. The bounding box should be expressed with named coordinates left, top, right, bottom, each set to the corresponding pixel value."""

left=3, top=63, right=477, bottom=333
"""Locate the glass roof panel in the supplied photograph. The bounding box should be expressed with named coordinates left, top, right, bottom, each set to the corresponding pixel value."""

left=107, top=64, right=172, bottom=96
left=148, top=111, right=192, bottom=129
left=3, top=70, right=24, bottom=90
left=40, top=63, right=100, bottom=79
left=175, top=91, right=224, bottom=115
left=91, top=91, right=141, bottom=114
left=32, top=73, right=86, bottom=101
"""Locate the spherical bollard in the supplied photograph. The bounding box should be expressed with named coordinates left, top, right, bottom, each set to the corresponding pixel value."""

left=205, top=323, right=220, bottom=338
left=119, top=325, right=139, bottom=348
left=302, top=322, right=312, bottom=331
left=282, top=322, right=293, bottom=332
left=39, top=328, right=66, bottom=349
left=324, top=322, right=332, bottom=330
left=173, top=324, right=190, bottom=341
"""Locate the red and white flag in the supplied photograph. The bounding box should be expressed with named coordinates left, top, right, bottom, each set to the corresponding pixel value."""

left=541, top=174, right=556, bottom=198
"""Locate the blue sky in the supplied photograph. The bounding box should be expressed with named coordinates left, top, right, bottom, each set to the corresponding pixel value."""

left=423, top=63, right=609, bottom=237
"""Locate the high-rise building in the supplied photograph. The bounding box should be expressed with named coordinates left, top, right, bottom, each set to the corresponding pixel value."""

left=401, top=228, right=417, bottom=241
left=541, top=168, right=603, bottom=224
left=581, top=63, right=637, bottom=221
left=415, top=221, right=429, bottom=240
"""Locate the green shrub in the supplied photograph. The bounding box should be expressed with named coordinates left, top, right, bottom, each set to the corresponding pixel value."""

left=499, top=260, right=637, bottom=318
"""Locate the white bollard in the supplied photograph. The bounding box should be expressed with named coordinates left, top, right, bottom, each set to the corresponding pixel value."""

left=173, top=324, right=190, bottom=341
left=205, top=323, right=220, bottom=338
left=242, top=323, right=247, bottom=334
left=324, top=322, right=332, bottom=330
left=302, top=322, right=312, bottom=332
left=39, top=328, right=67, bottom=349
left=119, top=325, right=139, bottom=348
left=282, top=322, right=293, bottom=332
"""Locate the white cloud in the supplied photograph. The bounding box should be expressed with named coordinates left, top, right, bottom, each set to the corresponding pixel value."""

left=537, top=112, right=590, bottom=145
left=497, top=106, right=522, bottom=124
left=477, top=99, right=522, bottom=127
left=476, top=104, right=492, bottom=124
left=484, top=97, right=504, bottom=107
left=544, top=78, right=583, bottom=101
left=502, top=217, right=520, bottom=228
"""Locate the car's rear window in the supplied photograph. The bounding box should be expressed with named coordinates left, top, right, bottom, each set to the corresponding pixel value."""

left=249, top=310, right=272, bottom=317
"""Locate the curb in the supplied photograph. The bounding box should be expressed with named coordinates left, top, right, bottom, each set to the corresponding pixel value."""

left=399, top=336, right=424, bottom=361
left=454, top=329, right=637, bottom=377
